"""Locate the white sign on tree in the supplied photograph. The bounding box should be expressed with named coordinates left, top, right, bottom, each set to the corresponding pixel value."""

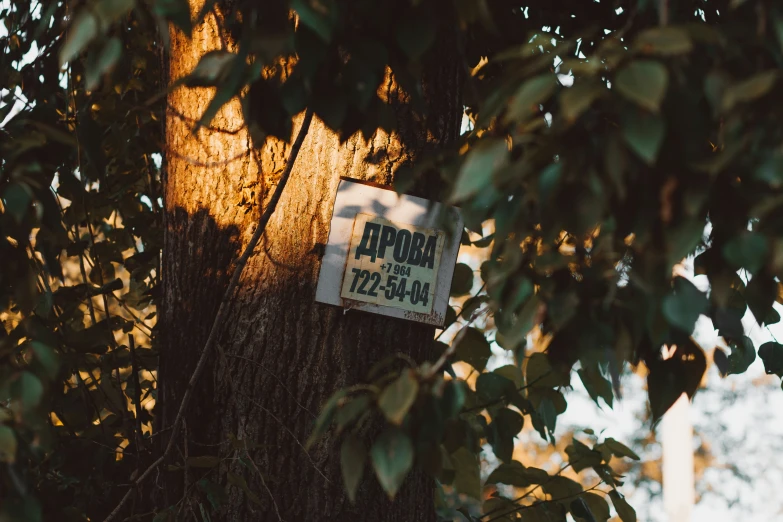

left=315, top=178, right=463, bottom=326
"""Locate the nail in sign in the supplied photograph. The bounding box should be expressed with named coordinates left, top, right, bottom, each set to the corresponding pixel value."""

left=341, top=213, right=445, bottom=314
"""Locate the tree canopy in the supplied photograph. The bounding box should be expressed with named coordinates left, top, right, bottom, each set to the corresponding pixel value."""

left=3, top=0, right=783, bottom=520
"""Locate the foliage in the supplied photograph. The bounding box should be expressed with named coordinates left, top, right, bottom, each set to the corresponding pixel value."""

left=4, top=0, right=783, bottom=520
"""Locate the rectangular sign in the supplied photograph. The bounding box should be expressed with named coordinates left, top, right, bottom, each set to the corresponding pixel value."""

left=340, top=213, right=445, bottom=314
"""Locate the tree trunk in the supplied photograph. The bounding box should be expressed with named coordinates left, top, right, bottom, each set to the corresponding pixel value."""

left=159, top=3, right=462, bottom=521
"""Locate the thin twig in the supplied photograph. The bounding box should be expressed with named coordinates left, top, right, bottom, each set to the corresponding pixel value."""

left=102, top=108, right=314, bottom=522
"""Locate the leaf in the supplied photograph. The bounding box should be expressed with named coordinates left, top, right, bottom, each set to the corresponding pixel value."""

left=603, top=438, right=640, bottom=461
left=622, top=112, right=665, bottom=165
left=306, top=390, right=346, bottom=449
left=609, top=491, right=636, bottom=522
left=154, top=0, right=193, bottom=35
left=475, top=373, right=515, bottom=404
left=745, top=273, right=777, bottom=325
left=450, top=139, right=508, bottom=202
left=335, top=394, right=370, bottom=431
left=723, top=232, right=768, bottom=275
left=60, top=11, right=99, bottom=66
left=455, top=327, right=492, bottom=372
left=506, top=74, right=556, bottom=122
left=3, top=182, right=33, bottom=223
left=525, top=352, right=570, bottom=388
left=86, top=37, right=123, bottom=91
left=560, top=81, right=604, bottom=122
left=378, top=370, right=419, bottom=425
left=634, top=27, right=693, bottom=55
left=197, top=479, right=228, bottom=511
left=341, top=434, right=367, bottom=502
left=493, top=365, right=523, bottom=388
left=542, top=476, right=583, bottom=498
left=488, top=408, right=524, bottom=462
left=581, top=492, right=611, bottom=522
left=486, top=460, right=532, bottom=488
left=371, top=428, right=413, bottom=499
left=726, top=336, right=756, bottom=375
left=12, top=372, right=44, bottom=409
left=186, top=455, right=221, bottom=468
left=759, top=342, right=783, bottom=377
left=292, top=0, right=337, bottom=42
left=615, top=60, right=668, bottom=112
left=450, top=263, right=475, bottom=296
left=662, top=276, right=708, bottom=334
left=721, top=71, right=778, bottom=112
left=450, top=447, right=481, bottom=499
left=185, top=51, right=236, bottom=87
left=647, top=337, right=706, bottom=422
left=0, top=425, right=17, bottom=463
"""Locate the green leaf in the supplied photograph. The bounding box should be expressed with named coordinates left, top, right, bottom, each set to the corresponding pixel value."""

left=450, top=139, right=508, bottom=202
left=727, top=336, right=756, bottom=375
left=186, top=455, right=221, bottom=468
left=455, top=327, right=492, bottom=372
left=197, top=479, right=228, bottom=511
left=0, top=425, right=17, bottom=463
left=450, top=447, right=481, bottom=499
left=525, top=352, right=570, bottom=388
left=603, top=437, right=640, bottom=460
left=306, top=390, right=346, bottom=449
left=185, top=51, right=236, bottom=87
left=154, top=0, right=193, bottom=35
left=450, top=263, right=475, bottom=296
left=615, top=60, right=669, bottom=112
left=371, top=428, right=413, bottom=499
left=341, top=434, right=367, bottom=502
left=662, top=276, right=708, bottom=333
left=746, top=273, right=777, bottom=325
left=3, top=182, right=33, bottom=223
left=609, top=491, right=636, bottom=522
left=12, top=372, right=44, bottom=409
left=86, top=37, right=123, bottom=90
left=759, top=342, right=783, bottom=377
left=723, top=232, right=768, bottom=275
left=506, top=74, right=557, bottom=122
left=721, top=71, right=778, bottom=112
left=60, top=11, right=99, bottom=66
left=564, top=438, right=602, bottom=472
left=634, top=27, right=693, bottom=55
left=292, top=0, right=337, bottom=42
left=476, top=373, right=515, bottom=404
left=581, top=492, right=611, bottom=522
left=488, top=408, right=524, bottom=462
left=486, top=460, right=532, bottom=488
left=493, top=365, right=523, bottom=388
left=560, top=81, right=604, bottom=122
left=378, top=370, right=419, bottom=425
left=542, top=476, right=583, bottom=498
left=335, top=394, right=370, bottom=431
left=622, top=113, right=665, bottom=165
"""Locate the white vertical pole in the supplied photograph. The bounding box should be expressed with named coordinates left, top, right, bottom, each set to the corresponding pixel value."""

left=662, top=393, right=694, bottom=522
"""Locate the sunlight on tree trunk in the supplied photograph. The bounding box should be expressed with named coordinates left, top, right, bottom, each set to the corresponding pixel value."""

left=158, top=1, right=462, bottom=520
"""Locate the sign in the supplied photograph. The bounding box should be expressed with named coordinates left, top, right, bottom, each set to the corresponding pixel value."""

left=315, top=178, right=462, bottom=326
left=340, top=214, right=444, bottom=314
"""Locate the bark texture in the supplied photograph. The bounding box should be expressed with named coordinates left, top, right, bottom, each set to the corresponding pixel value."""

left=159, top=3, right=463, bottom=521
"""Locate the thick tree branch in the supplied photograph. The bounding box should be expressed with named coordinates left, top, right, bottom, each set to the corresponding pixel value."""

left=103, top=108, right=314, bottom=522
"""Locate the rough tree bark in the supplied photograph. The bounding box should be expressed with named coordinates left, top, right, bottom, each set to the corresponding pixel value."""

left=159, top=3, right=463, bottom=521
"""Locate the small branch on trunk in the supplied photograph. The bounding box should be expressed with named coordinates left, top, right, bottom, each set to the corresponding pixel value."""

left=103, top=108, right=314, bottom=522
